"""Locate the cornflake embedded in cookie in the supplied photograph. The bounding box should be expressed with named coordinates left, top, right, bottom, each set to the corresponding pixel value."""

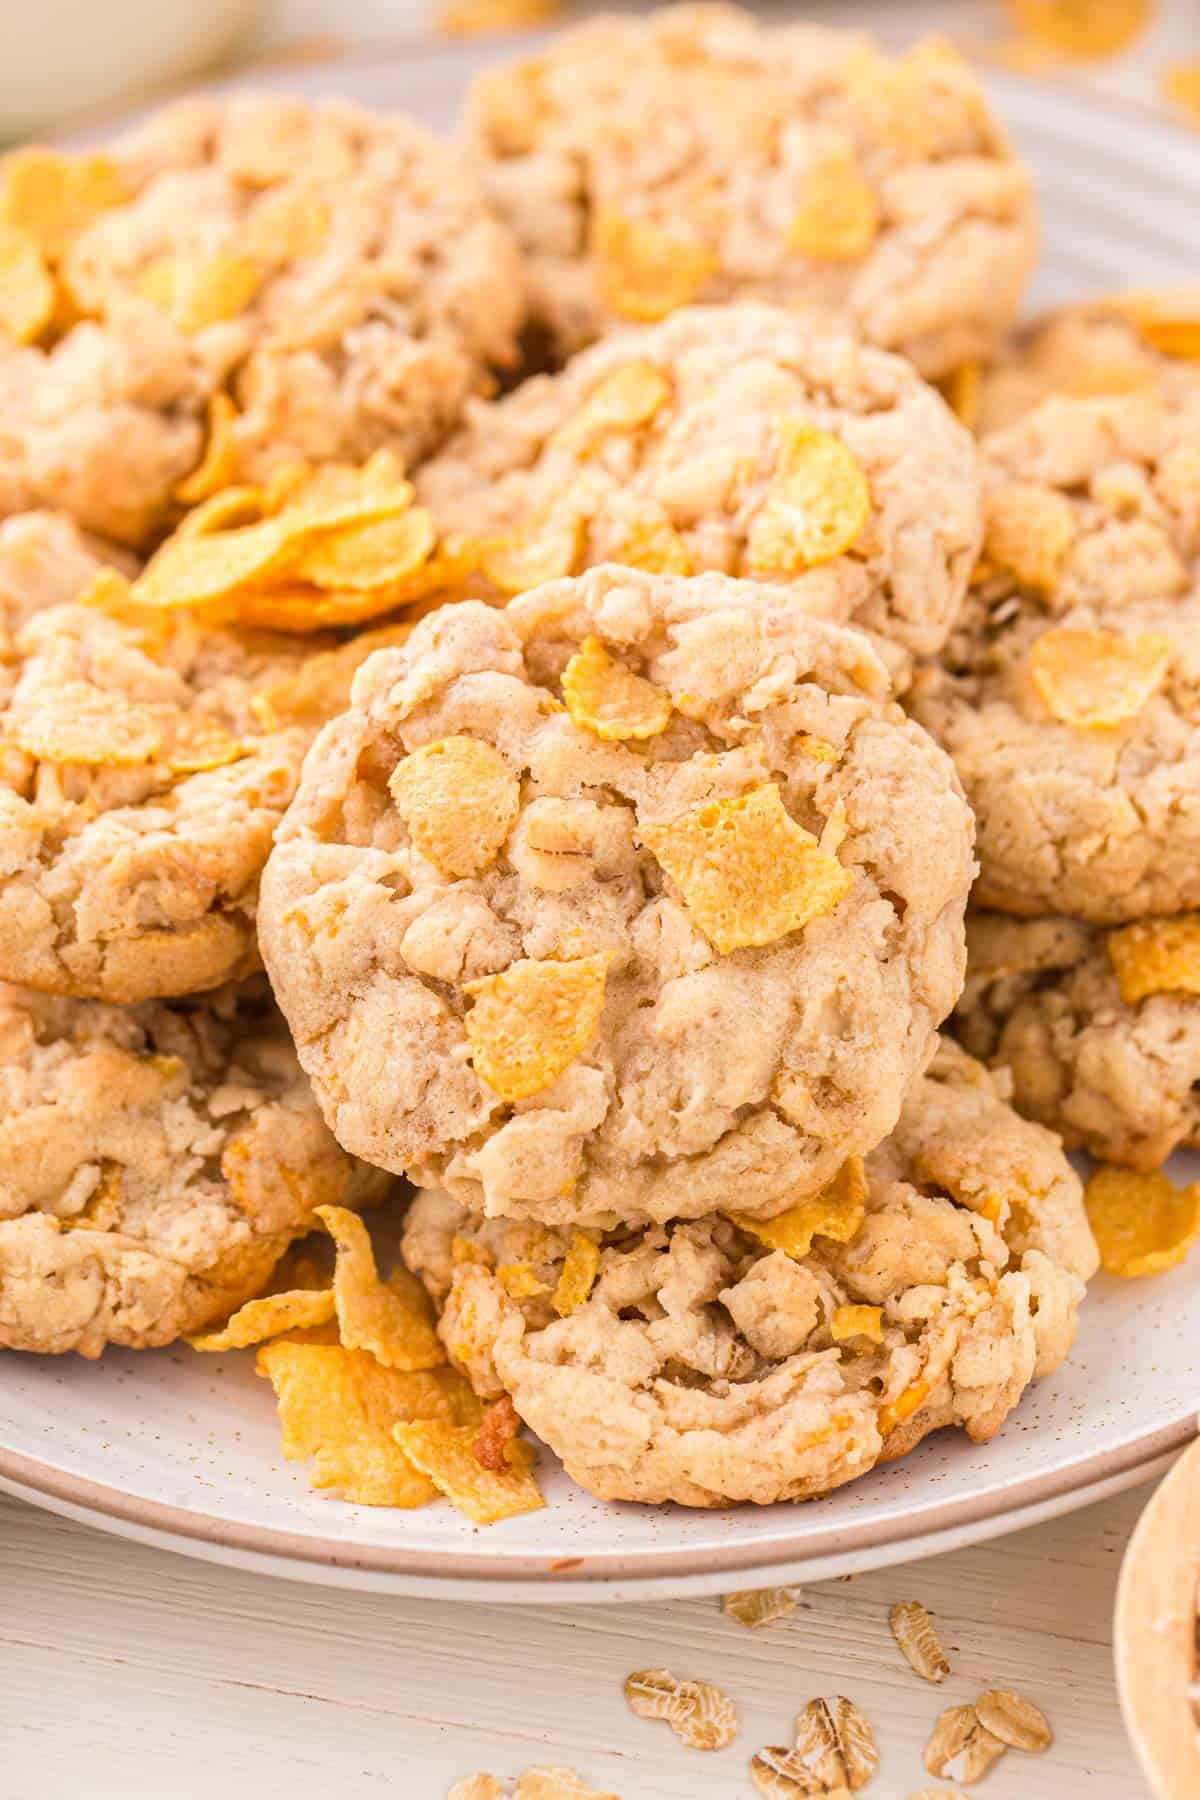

left=465, top=3, right=1036, bottom=374
left=400, top=1042, right=1097, bottom=1507
left=418, top=303, right=984, bottom=663
left=956, top=911, right=1200, bottom=1169
left=0, top=94, right=526, bottom=547
left=0, top=980, right=390, bottom=1357
left=260, top=569, right=974, bottom=1228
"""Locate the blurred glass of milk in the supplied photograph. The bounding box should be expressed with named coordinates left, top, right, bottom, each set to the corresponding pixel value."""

left=1, top=0, right=264, bottom=140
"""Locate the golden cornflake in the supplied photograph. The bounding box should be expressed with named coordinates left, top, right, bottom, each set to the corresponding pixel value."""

left=0, top=148, right=125, bottom=262
left=889, top=1600, right=951, bottom=1683
left=315, top=1204, right=445, bottom=1369
left=0, top=223, right=54, bottom=343
left=721, top=1587, right=797, bottom=1629
left=609, top=515, right=692, bottom=576
left=640, top=783, right=852, bottom=955
left=623, top=1668, right=738, bottom=1752
left=831, top=1303, right=884, bottom=1345
left=1106, top=286, right=1200, bottom=359
left=257, top=1341, right=476, bottom=1507
left=480, top=515, right=581, bottom=595
left=983, top=481, right=1076, bottom=592
left=924, top=1704, right=1007, bottom=1783
left=561, top=636, right=672, bottom=742
left=878, top=1377, right=932, bottom=1438
left=1107, top=913, right=1200, bottom=1005
left=175, top=393, right=241, bottom=506
left=243, top=185, right=330, bottom=264
left=1084, top=1165, right=1200, bottom=1278
left=473, top=1394, right=524, bottom=1473
left=974, top=1688, right=1053, bottom=1752
left=10, top=681, right=165, bottom=766
left=497, top=1262, right=550, bottom=1299
left=186, top=1286, right=336, bottom=1351
left=554, top=360, right=672, bottom=455
left=1003, top=0, right=1152, bottom=59
left=390, top=735, right=520, bottom=879
left=289, top=508, right=436, bottom=591
left=551, top=1232, right=601, bottom=1317
left=594, top=211, right=715, bottom=322
left=728, top=1158, right=868, bottom=1260
left=789, top=146, right=878, bottom=262
left=1029, top=625, right=1172, bottom=727
left=747, top=420, right=870, bottom=573
left=393, top=1418, right=545, bottom=1524
left=139, top=248, right=264, bottom=333
left=464, top=954, right=609, bottom=1103
left=939, top=363, right=981, bottom=432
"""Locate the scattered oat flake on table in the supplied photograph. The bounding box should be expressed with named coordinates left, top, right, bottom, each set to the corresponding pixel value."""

left=513, top=1772, right=619, bottom=1799
left=464, top=954, right=609, bottom=1103
left=1084, top=1166, right=1200, bottom=1278
left=448, top=1777, right=505, bottom=1800
left=315, top=1205, right=445, bottom=1369
left=889, top=1600, right=951, bottom=1683
left=797, top=1696, right=878, bottom=1792
left=1106, top=914, right=1200, bottom=1005
left=1002, top=0, right=1151, bottom=57
left=746, top=421, right=870, bottom=573
left=552, top=1232, right=602, bottom=1317
left=390, top=735, right=520, bottom=879
left=1029, top=626, right=1172, bottom=728
left=748, top=1744, right=826, bottom=1797
left=623, top=1668, right=738, bottom=1752
left=640, top=784, right=852, bottom=955
left=186, top=1286, right=336, bottom=1352
left=561, top=636, right=672, bottom=742
left=393, top=1419, right=545, bottom=1524
left=722, top=1586, right=798, bottom=1629
left=924, top=1703, right=1007, bottom=1783
left=974, top=1688, right=1053, bottom=1752
left=728, top=1158, right=867, bottom=1260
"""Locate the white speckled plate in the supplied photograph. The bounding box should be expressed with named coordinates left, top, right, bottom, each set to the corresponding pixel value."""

left=2, top=41, right=1200, bottom=1600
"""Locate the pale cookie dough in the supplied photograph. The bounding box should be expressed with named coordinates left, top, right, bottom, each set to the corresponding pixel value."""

left=418, top=303, right=983, bottom=662
left=260, top=568, right=975, bottom=1228
left=0, top=597, right=323, bottom=1003
left=0, top=981, right=389, bottom=1356
left=464, top=3, right=1036, bottom=374
left=0, top=510, right=133, bottom=640
left=401, top=1041, right=1098, bottom=1507
left=910, top=591, right=1200, bottom=923
left=956, top=911, right=1200, bottom=1170
left=1, top=93, right=526, bottom=546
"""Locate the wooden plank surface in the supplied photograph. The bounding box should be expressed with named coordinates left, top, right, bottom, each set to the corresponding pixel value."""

left=0, top=1484, right=1151, bottom=1798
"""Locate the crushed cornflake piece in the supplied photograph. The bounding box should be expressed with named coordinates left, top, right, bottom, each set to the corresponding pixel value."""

left=390, top=735, right=520, bottom=879
left=938, top=363, right=981, bottom=432
left=437, top=0, right=562, bottom=36
left=747, top=421, right=870, bottom=572
left=1029, top=625, right=1172, bottom=727
left=974, top=1688, right=1052, bottom=1752
left=983, top=481, right=1076, bottom=592
left=9, top=681, right=165, bottom=766
left=464, top=954, right=609, bottom=1103
left=0, top=148, right=125, bottom=261
left=878, top=1377, right=932, bottom=1438
left=562, top=636, right=672, bottom=742
left=290, top=507, right=437, bottom=591
left=315, top=1205, right=445, bottom=1369
left=166, top=713, right=245, bottom=774
left=243, top=185, right=330, bottom=264
left=1162, top=60, right=1200, bottom=129
left=138, top=248, right=264, bottom=333
left=728, top=1157, right=868, bottom=1259
left=925, top=1704, right=1007, bottom=1783
left=1105, top=286, right=1200, bottom=359
left=393, top=1418, right=545, bottom=1524
left=186, top=1286, right=336, bottom=1351
left=1084, top=1165, right=1200, bottom=1278
left=512, top=1775, right=617, bottom=1800
left=552, top=1232, right=601, bottom=1316
left=498, top=1262, right=550, bottom=1299
left=641, top=783, right=852, bottom=955
left=481, top=515, right=582, bottom=595
left=721, top=1587, right=797, bottom=1629
left=554, top=360, right=672, bottom=455
left=257, top=1342, right=476, bottom=1507
left=789, top=146, right=878, bottom=261
left=473, top=1394, right=524, bottom=1472
left=609, top=515, right=692, bottom=575
left=831, top=1304, right=884, bottom=1345
left=623, top=1668, right=738, bottom=1752
left=889, top=1601, right=951, bottom=1683
left=1002, top=0, right=1151, bottom=57
left=175, top=392, right=240, bottom=506
left=594, top=211, right=715, bottom=322
left=1107, top=913, right=1200, bottom=1004
left=0, top=223, right=55, bottom=343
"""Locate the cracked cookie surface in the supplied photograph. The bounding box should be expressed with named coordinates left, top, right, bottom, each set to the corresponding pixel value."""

left=401, top=1042, right=1097, bottom=1507
left=418, top=303, right=983, bottom=663
left=260, top=567, right=974, bottom=1228
left=465, top=3, right=1036, bottom=374
left=0, top=980, right=389, bottom=1356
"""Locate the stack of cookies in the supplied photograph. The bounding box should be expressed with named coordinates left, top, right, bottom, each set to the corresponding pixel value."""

left=7, top=2, right=1198, bottom=1520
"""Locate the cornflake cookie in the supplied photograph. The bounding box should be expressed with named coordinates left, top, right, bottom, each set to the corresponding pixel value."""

left=400, top=1041, right=1098, bottom=1507
left=418, top=303, right=983, bottom=662
left=465, top=2, right=1036, bottom=374
left=260, top=570, right=975, bottom=1228
left=0, top=981, right=389, bottom=1356
left=0, top=594, right=325, bottom=1002
left=955, top=911, right=1200, bottom=1170
left=0, top=95, right=525, bottom=546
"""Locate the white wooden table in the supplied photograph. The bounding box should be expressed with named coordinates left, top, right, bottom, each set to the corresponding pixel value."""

left=0, top=1481, right=1152, bottom=1797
